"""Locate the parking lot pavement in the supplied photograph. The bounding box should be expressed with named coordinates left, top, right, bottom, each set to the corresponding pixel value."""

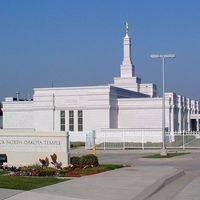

left=173, top=176, right=200, bottom=200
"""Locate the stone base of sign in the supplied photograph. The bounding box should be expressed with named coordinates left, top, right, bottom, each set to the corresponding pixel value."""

left=0, top=130, right=70, bottom=167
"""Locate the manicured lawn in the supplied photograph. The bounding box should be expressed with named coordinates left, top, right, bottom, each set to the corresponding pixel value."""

left=143, top=152, right=190, bottom=158
left=81, top=164, right=123, bottom=175
left=0, top=176, right=67, bottom=190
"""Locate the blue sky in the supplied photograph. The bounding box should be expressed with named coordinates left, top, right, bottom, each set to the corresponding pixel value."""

left=0, top=0, right=200, bottom=101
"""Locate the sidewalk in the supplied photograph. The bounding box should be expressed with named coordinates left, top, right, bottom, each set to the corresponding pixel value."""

left=3, top=166, right=183, bottom=200
left=0, top=189, right=22, bottom=200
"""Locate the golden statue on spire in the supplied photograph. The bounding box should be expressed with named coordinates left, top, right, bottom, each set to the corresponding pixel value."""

left=125, top=21, right=129, bottom=34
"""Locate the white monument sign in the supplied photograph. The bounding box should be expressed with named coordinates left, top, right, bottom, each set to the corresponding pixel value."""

left=0, top=130, right=70, bottom=166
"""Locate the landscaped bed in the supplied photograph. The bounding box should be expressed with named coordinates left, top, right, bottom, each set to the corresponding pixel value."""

left=0, top=163, right=123, bottom=178
left=0, top=154, right=123, bottom=190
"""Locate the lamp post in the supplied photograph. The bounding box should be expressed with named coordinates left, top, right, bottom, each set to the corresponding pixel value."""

left=150, top=54, right=176, bottom=155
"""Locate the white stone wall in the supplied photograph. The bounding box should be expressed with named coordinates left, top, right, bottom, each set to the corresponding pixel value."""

left=3, top=101, right=33, bottom=130
left=32, top=86, right=113, bottom=132
left=118, top=98, right=163, bottom=129
left=84, top=109, right=110, bottom=131
left=33, top=110, right=54, bottom=132
left=139, top=83, right=157, bottom=97
left=113, top=77, right=140, bottom=93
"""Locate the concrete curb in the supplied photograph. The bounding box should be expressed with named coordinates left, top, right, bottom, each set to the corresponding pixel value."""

left=133, top=167, right=185, bottom=200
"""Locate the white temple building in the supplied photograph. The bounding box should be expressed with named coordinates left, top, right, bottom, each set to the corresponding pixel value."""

left=2, top=24, right=200, bottom=138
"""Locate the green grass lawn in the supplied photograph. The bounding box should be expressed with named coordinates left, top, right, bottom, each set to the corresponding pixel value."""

left=81, top=164, right=123, bottom=176
left=0, top=176, right=67, bottom=190
left=143, top=152, right=190, bottom=159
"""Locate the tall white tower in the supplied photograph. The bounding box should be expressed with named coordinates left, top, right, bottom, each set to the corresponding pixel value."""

left=120, top=22, right=135, bottom=78
left=113, top=22, right=157, bottom=97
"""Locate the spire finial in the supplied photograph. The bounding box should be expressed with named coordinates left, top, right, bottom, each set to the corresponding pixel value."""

left=125, top=21, right=129, bottom=35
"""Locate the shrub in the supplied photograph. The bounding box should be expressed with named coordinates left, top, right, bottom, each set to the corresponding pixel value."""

left=70, top=156, right=81, bottom=167
left=50, top=153, right=62, bottom=169
left=79, top=154, right=99, bottom=168
left=58, top=169, right=66, bottom=177
left=38, top=168, right=57, bottom=176
left=28, top=164, right=43, bottom=171
left=39, top=157, right=49, bottom=168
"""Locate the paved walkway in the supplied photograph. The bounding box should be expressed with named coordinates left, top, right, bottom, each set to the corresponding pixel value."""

left=2, top=166, right=183, bottom=200
left=0, top=189, right=22, bottom=200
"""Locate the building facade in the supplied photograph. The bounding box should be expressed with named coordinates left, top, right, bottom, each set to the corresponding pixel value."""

left=2, top=25, right=200, bottom=134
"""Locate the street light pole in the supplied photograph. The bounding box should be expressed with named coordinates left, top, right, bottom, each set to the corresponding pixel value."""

left=162, top=57, right=165, bottom=153
left=150, top=54, right=176, bottom=155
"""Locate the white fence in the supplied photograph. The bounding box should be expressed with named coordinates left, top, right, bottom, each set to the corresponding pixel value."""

left=69, top=129, right=166, bottom=150
left=69, top=130, right=200, bottom=150
left=95, top=129, right=165, bottom=150
left=167, top=132, right=200, bottom=149
left=69, top=131, right=86, bottom=143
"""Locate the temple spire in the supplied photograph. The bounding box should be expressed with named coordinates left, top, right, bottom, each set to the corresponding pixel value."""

left=125, top=21, right=129, bottom=35
left=120, top=22, right=135, bottom=77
